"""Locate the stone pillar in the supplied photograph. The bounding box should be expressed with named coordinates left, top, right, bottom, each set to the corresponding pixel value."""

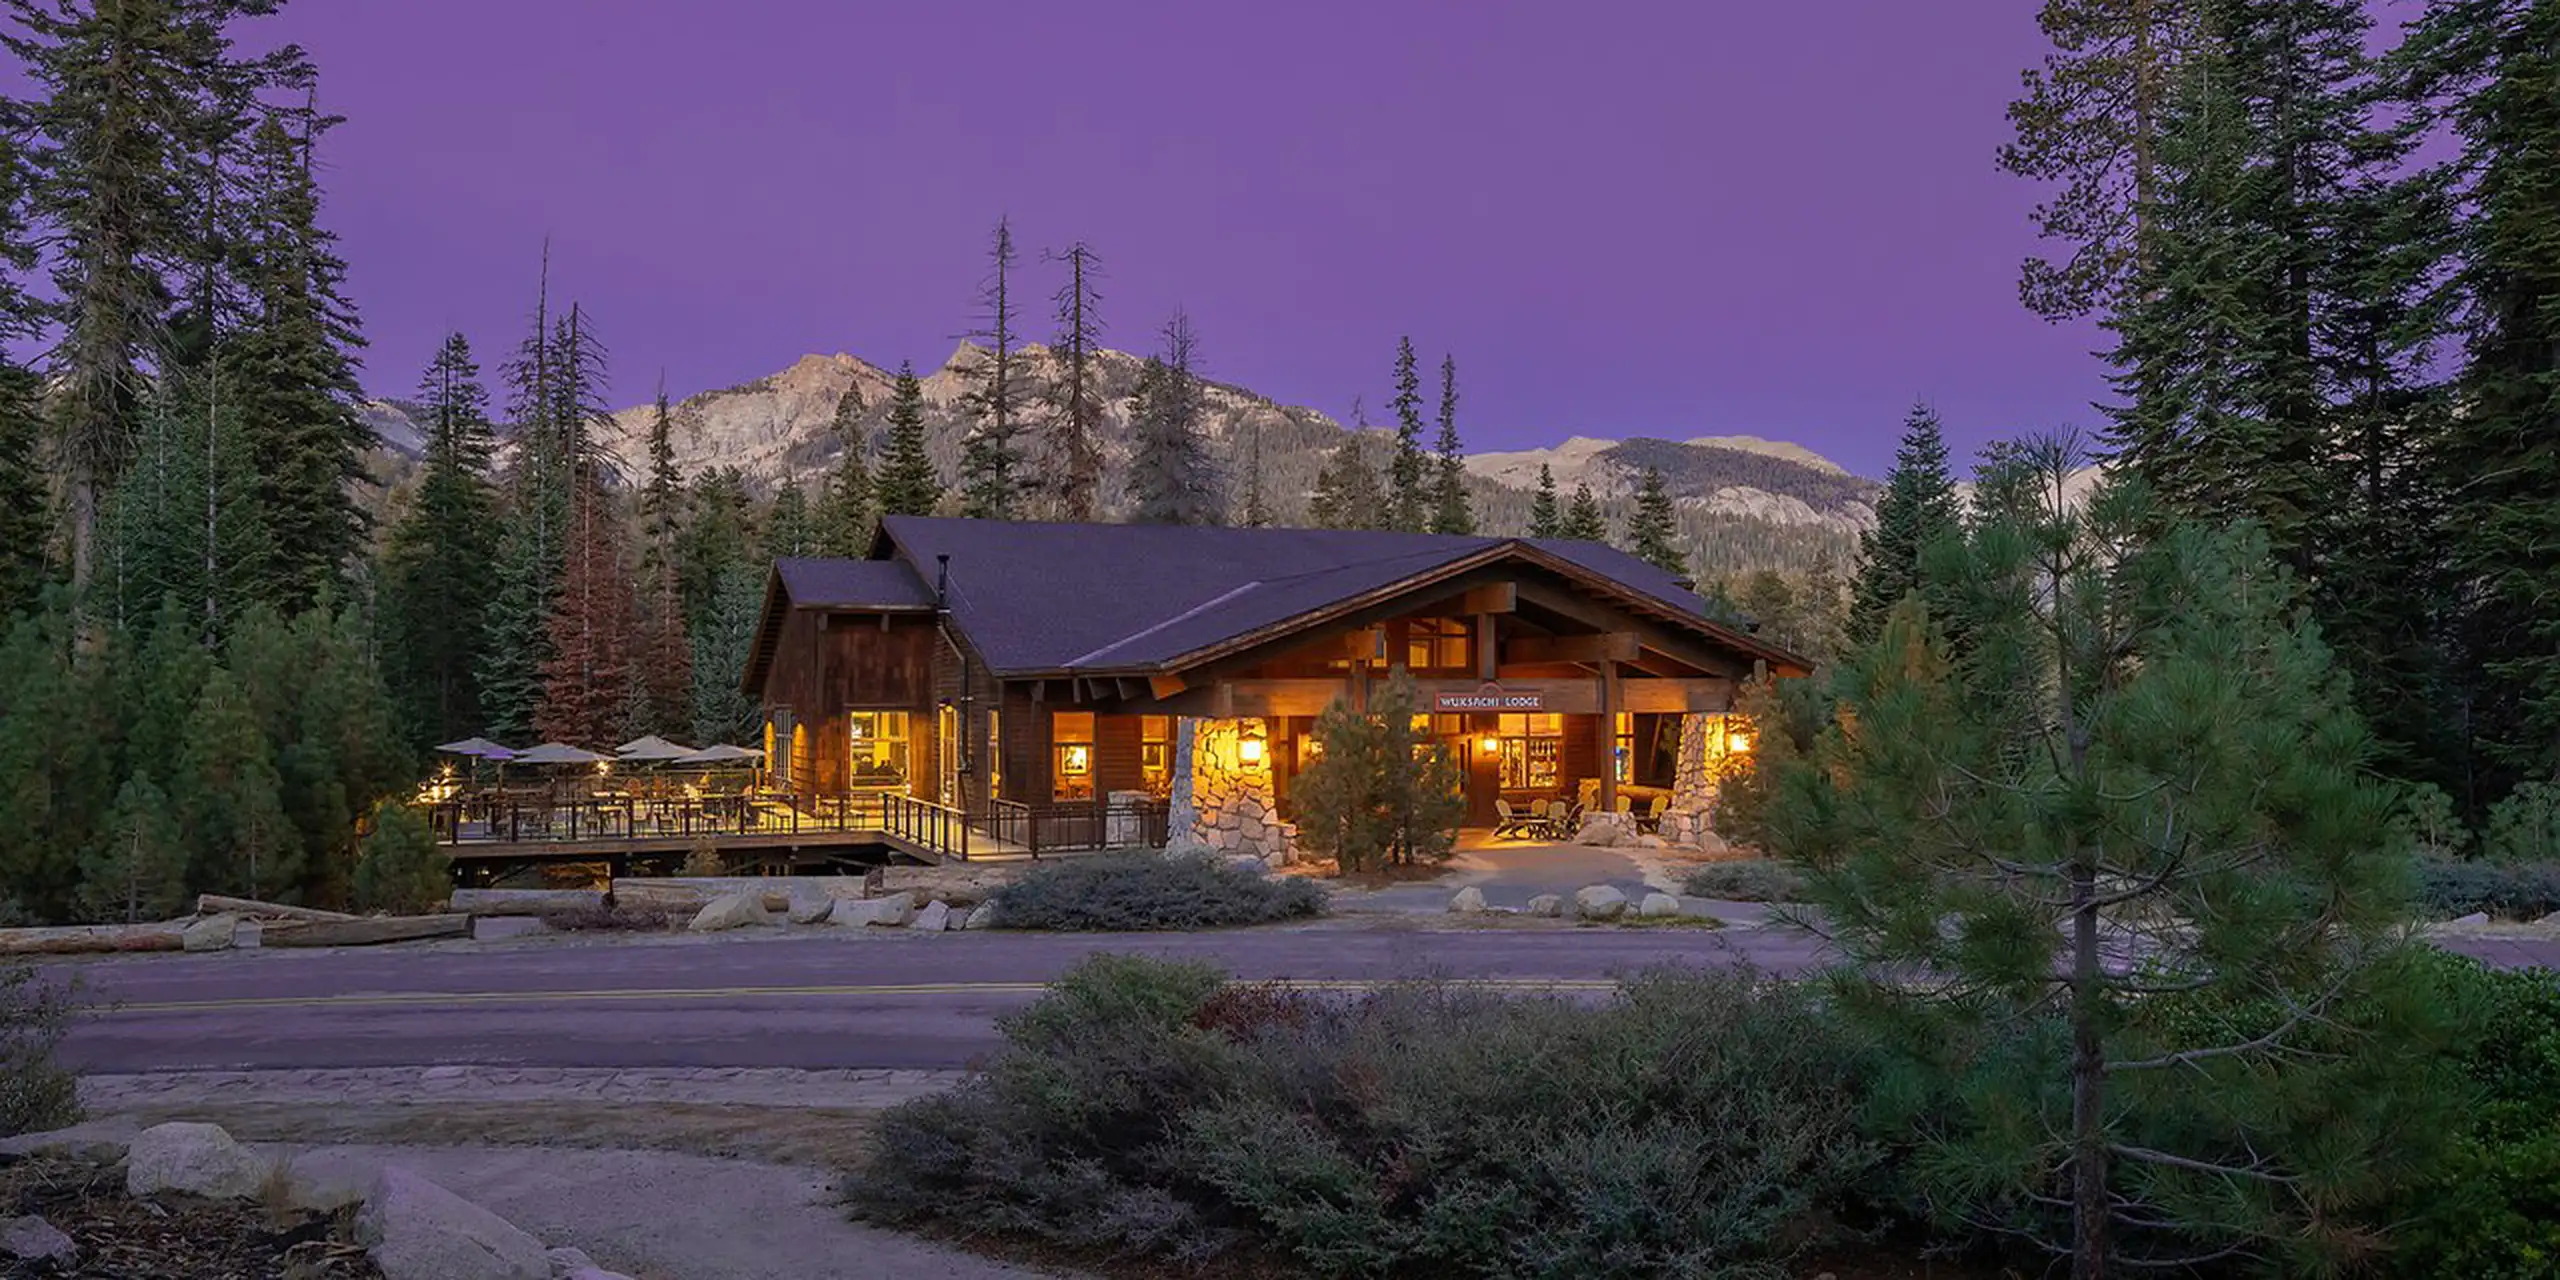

left=1166, top=717, right=1295, bottom=865
left=1655, top=712, right=1727, bottom=852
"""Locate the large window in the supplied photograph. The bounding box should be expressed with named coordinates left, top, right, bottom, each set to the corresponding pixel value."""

left=766, top=710, right=795, bottom=789
left=1053, top=711, right=1095, bottom=801
left=1496, top=713, right=1564, bottom=790
left=848, top=711, right=910, bottom=790
left=1614, top=711, right=1634, bottom=784
left=1406, top=618, right=1471, bottom=672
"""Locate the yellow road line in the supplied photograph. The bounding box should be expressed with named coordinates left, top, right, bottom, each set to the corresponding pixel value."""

left=101, top=976, right=1627, bottom=1016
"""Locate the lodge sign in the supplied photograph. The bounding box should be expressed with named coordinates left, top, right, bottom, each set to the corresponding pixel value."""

left=1432, top=683, right=1545, bottom=713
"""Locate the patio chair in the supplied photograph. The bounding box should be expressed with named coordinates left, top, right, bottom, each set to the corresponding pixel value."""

left=1547, top=799, right=1582, bottom=840
left=1638, top=794, right=1669, bottom=833
left=1492, top=798, right=1538, bottom=840
left=1614, top=794, right=1635, bottom=814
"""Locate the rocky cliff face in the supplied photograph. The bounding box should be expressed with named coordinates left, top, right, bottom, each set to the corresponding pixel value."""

left=361, top=344, right=1886, bottom=569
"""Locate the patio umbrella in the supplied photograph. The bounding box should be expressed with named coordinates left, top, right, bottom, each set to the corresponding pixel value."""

left=433, top=737, right=518, bottom=760
left=674, top=743, right=765, bottom=765
left=511, top=742, right=611, bottom=767
left=616, top=735, right=697, bottom=762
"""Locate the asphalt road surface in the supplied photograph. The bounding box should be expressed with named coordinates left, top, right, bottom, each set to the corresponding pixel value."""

left=44, top=924, right=2560, bottom=1076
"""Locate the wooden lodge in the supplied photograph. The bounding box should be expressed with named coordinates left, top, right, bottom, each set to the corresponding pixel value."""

left=744, top=517, right=1810, bottom=845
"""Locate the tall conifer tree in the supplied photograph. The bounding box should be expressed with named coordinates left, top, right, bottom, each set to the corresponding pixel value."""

left=1428, top=354, right=1473, bottom=534
left=1041, top=241, right=1105, bottom=521
left=1558, top=482, right=1608, bottom=542
left=1849, top=402, right=1962, bottom=645
left=875, top=363, right=941, bottom=518
left=1386, top=337, right=1428, bottom=531
left=1624, top=467, right=1685, bottom=574
left=958, top=218, right=1026, bottom=520
left=380, top=334, right=498, bottom=744
left=1528, top=464, right=1561, bottom=538
left=1128, top=311, right=1221, bottom=526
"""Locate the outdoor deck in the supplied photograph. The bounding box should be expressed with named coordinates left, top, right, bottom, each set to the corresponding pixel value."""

left=423, top=792, right=1171, bottom=877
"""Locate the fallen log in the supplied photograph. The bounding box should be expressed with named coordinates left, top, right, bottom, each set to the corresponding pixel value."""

left=612, top=876, right=870, bottom=913
left=256, top=914, right=468, bottom=948
left=448, top=888, right=606, bottom=917
left=194, top=895, right=356, bottom=923
left=0, top=924, right=185, bottom=955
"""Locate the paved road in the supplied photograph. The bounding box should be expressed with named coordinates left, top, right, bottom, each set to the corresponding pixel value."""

left=42, top=924, right=2558, bottom=1076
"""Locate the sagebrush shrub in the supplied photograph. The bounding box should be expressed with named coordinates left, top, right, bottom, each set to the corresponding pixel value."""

left=0, top=965, right=79, bottom=1138
left=2417, top=858, right=2560, bottom=920
left=1682, top=859, right=1807, bottom=902
left=989, top=854, right=1326, bottom=931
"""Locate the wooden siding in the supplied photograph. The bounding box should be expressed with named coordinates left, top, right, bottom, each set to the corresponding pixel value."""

left=760, top=610, right=938, bottom=797
left=1095, top=715, right=1144, bottom=796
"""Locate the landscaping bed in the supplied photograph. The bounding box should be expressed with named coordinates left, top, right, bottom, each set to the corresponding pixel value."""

left=0, top=1150, right=377, bottom=1278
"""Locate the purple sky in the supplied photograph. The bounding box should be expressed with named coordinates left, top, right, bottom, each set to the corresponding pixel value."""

left=276, top=0, right=2105, bottom=477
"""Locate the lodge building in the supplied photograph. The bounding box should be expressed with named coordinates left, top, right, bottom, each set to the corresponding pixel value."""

left=744, top=516, right=1808, bottom=857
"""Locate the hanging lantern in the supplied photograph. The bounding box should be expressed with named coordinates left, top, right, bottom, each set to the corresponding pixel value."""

left=1238, top=721, right=1268, bottom=765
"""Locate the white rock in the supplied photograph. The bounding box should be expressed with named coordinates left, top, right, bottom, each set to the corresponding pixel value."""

left=909, top=900, right=952, bottom=932
left=2448, top=912, right=2491, bottom=927
left=688, top=893, right=771, bottom=932
left=835, top=893, right=915, bottom=928
left=1639, top=892, right=1682, bottom=918
left=1636, top=834, right=1666, bottom=849
left=0, top=1118, right=138, bottom=1163
left=1572, top=885, right=1629, bottom=921
left=1225, top=854, right=1272, bottom=877
left=279, top=1149, right=381, bottom=1213
left=125, top=1122, right=269, bottom=1200
left=1, top=1216, right=75, bottom=1265
left=181, top=913, right=238, bottom=952
left=356, top=1166, right=550, bottom=1280
left=1447, top=886, right=1487, bottom=915
left=785, top=885, right=838, bottom=925
left=964, top=902, right=1002, bottom=931
left=1525, top=894, right=1563, bottom=917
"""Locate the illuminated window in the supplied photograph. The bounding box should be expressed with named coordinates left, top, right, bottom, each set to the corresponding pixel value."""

left=847, top=711, right=910, bottom=790
left=1140, top=716, right=1173, bottom=795
left=1053, top=711, right=1095, bottom=801
left=988, top=710, right=1002, bottom=799
left=1494, top=713, right=1564, bottom=790
left=1614, top=711, right=1634, bottom=784
left=1405, top=618, right=1470, bottom=671
left=767, top=710, right=795, bottom=788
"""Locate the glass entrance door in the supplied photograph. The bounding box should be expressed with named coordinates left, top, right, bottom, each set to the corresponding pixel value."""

left=938, top=705, right=961, bottom=807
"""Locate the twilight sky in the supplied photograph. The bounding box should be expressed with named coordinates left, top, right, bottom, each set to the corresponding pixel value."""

left=273, top=0, right=2105, bottom=477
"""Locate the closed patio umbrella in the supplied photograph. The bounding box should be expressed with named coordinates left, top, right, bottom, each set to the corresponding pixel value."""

left=616, top=735, right=697, bottom=762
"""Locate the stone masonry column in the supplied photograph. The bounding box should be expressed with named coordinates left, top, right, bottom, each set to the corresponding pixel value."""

left=1655, top=712, right=1728, bottom=852
left=1166, top=718, right=1294, bottom=865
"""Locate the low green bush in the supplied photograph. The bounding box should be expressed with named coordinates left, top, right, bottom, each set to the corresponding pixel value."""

left=989, top=854, right=1326, bottom=931
left=1682, top=859, right=1807, bottom=902
left=845, top=955, right=1882, bottom=1277
left=2380, top=956, right=2560, bottom=1278
left=2416, top=858, right=2560, bottom=920
left=0, top=964, right=79, bottom=1138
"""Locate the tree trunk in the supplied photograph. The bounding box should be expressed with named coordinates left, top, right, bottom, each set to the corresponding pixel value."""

left=2071, top=856, right=2108, bottom=1280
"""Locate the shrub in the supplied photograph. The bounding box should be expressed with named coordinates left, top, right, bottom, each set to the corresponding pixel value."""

left=2417, top=858, right=2560, bottom=920
left=351, top=799, right=451, bottom=914
left=1682, top=858, right=1807, bottom=902
left=989, top=854, right=1326, bottom=931
left=846, top=956, right=1882, bottom=1277
left=2392, top=782, right=2472, bottom=860
left=678, top=839, right=727, bottom=878
left=2382, top=957, right=2560, bottom=1278
left=539, top=904, right=678, bottom=932
left=1292, top=671, right=1465, bottom=872
left=2484, top=782, right=2560, bottom=864
left=0, top=964, right=79, bottom=1138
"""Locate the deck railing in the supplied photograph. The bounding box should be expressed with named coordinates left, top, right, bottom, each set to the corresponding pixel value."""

left=980, top=795, right=1171, bottom=858
left=420, top=789, right=1166, bottom=862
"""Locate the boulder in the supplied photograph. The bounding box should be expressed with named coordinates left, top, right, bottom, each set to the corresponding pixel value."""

left=181, top=913, right=239, bottom=953
left=785, top=885, right=838, bottom=925
left=964, top=902, right=1002, bottom=931
left=2447, top=912, right=2491, bottom=927
left=279, top=1149, right=381, bottom=1213
left=547, top=1247, right=598, bottom=1274
left=1447, top=886, right=1488, bottom=915
left=909, top=900, right=952, bottom=932
left=1639, top=892, right=1682, bottom=918
left=1636, top=834, right=1667, bottom=849
left=1572, top=885, right=1629, bottom=921
left=688, top=893, right=770, bottom=932
left=0, top=1216, right=74, bottom=1266
left=834, top=893, right=915, bottom=928
left=470, top=915, right=550, bottom=941
left=0, top=1118, right=140, bottom=1164
left=356, top=1166, right=550, bottom=1280
left=1524, top=894, right=1563, bottom=918
left=125, top=1122, right=269, bottom=1200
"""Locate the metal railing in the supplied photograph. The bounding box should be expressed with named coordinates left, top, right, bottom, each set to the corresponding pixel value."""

left=419, top=789, right=1156, bottom=862
left=978, top=795, right=1171, bottom=858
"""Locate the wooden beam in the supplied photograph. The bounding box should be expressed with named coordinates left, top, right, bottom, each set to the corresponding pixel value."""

left=1507, top=632, right=1640, bottom=665
left=1617, top=677, right=1736, bottom=714
left=1149, top=673, right=1188, bottom=699
left=1460, top=583, right=1518, bottom=615
left=1598, top=661, right=1620, bottom=814
left=1475, top=613, right=1498, bottom=681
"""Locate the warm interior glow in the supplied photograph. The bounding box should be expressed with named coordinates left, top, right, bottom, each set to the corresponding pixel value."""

left=1238, top=736, right=1265, bottom=764
left=1479, top=734, right=1503, bottom=755
left=1726, top=731, right=1753, bottom=754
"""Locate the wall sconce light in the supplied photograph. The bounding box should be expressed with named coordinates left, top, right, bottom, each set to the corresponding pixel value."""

left=1478, top=734, right=1503, bottom=756
left=1726, top=730, right=1753, bottom=754
left=1238, top=722, right=1267, bottom=765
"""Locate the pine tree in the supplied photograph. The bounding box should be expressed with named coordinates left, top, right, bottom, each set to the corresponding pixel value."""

left=1848, top=401, right=1962, bottom=645
left=227, top=603, right=406, bottom=905
left=1292, top=671, right=1463, bottom=871
left=351, top=796, right=449, bottom=914
left=477, top=527, right=550, bottom=742
left=1427, top=354, right=1473, bottom=534
left=0, top=365, right=46, bottom=617
left=381, top=333, right=498, bottom=744
left=1242, top=414, right=1271, bottom=529
left=536, top=475, right=637, bottom=747
left=627, top=377, right=692, bottom=736
left=1307, top=398, right=1386, bottom=531
left=173, top=663, right=294, bottom=899
left=958, top=218, right=1026, bottom=520
left=1127, top=311, right=1221, bottom=525
left=1527, top=463, right=1561, bottom=538
left=1624, top=467, right=1685, bottom=574
left=875, top=362, right=941, bottom=518
left=228, top=108, right=368, bottom=609
left=638, top=379, right=684, bottom=579
left=1764, top=448, right=2450, bottom=1278
left=2000, top=0, right=2197, bottom=320
left=689, top=561, right=763, bottom=746
left=765, top=481, right=815, bottom=558
left=1386, top=337, right=1428, bottom=531
left=101, top=375, right=271, bottom=643
left=77, top=772, right=186, bottom=923
left=1041, top=241, right=1105, bottom=521
left=678, top=467, right=756, bottom=633
left=1558, top=482, right=1608, bottom=542
left=815, top=384, right=874, bottom=556
left=3, top=0, right=309, bottom=594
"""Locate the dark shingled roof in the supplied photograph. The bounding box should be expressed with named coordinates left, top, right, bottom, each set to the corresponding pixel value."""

left=767, top=516, right=1804, bottom=678
left=773, top=558, right=937, bottom=611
